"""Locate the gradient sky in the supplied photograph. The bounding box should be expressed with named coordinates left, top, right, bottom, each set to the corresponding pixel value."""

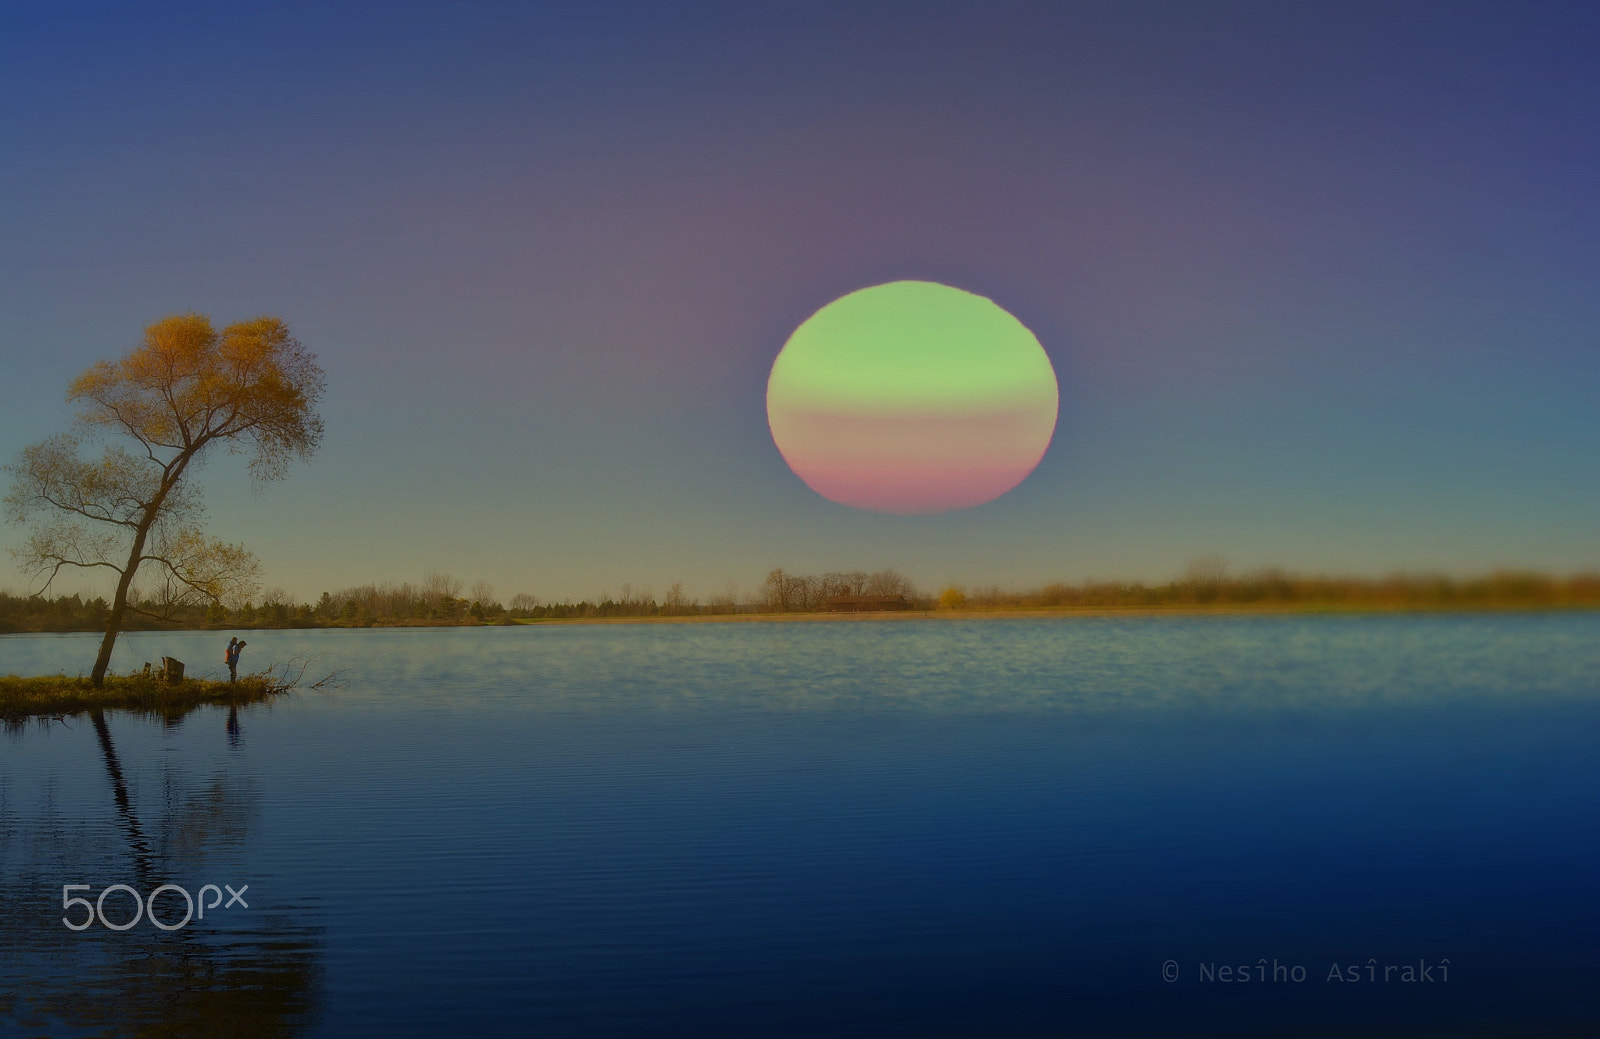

left=3, top=1, right=1598, bottom=603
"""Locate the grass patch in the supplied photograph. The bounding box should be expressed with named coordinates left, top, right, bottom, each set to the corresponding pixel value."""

left=0, top=673, right=289, bottom=721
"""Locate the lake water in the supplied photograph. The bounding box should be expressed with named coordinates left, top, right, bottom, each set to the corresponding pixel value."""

left=2, top=615, right=1597, bottom=1037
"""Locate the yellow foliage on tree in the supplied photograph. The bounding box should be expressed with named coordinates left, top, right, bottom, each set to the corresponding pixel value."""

left=938, top=586, right=968, bottom=610
left=4, top=314, right=324, bottom=685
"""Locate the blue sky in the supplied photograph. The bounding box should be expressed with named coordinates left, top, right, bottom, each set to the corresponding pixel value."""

left=3, top=2, right=1597, bottom=603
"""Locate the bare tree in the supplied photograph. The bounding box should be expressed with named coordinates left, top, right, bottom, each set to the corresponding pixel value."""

left=1185, top=555, right=1229, bottom=585
left=4, top=314, right=324, bottom=685
left=864, top=568, right=913, bottom=597
left=795, top=574, right=821, bottom=610
left=1184, top=555, right=1229, bottom=602
left=707, top=581, right=739, bottom=614
left=423, top=570, right=461, bottom=598
left=469, top=580, right=499, bottom=608
left=763, top=568, right=791, bottom=611
left=508, top=592, right=538, bottom=614
left=814, top=570, right=870, bottom=598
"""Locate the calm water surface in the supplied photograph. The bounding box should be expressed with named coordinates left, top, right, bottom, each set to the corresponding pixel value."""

left=2, top=615, right=1598, bottom=1037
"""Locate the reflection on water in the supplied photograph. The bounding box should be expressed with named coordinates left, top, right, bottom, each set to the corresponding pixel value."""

left=2, top=616, right=1598, bottom=1037
left=1, top=703, right=323, bottom=1037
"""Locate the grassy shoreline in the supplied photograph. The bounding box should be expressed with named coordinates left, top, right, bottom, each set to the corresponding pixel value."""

left=0, top=673, right=288, bottom=720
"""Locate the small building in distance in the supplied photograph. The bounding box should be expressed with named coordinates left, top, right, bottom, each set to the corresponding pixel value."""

left=825, top=594, right=911, bottom=613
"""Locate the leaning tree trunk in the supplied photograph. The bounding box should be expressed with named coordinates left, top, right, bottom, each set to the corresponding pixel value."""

left=89, top=506, right=162, bottom=687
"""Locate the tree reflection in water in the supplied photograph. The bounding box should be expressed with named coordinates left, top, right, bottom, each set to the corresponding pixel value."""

left=0, top=704, right=324, bottom=1036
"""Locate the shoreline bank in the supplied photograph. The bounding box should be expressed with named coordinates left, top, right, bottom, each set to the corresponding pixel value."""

left=4, top=600, right=1599, bottom=640
left=0, top=674, right=288, bottom=721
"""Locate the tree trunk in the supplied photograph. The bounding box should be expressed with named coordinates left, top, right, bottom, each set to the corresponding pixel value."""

left=87, top=455, right=192, bottom=687
left=89, top=513, right=159, bottom=687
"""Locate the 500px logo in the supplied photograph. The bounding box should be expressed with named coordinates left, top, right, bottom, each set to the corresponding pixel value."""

left=61, top=883, right=249, bottom=932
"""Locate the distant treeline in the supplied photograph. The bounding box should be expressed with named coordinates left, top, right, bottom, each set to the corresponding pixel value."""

left=3, top=566, right=1598, bottom=634
left=940, top=567, right=1600, bottom=611
left=0, top=592, right=115, bottom=633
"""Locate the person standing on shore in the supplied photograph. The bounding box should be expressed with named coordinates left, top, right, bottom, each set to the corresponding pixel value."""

left=226, top=638, right=246, bottom=681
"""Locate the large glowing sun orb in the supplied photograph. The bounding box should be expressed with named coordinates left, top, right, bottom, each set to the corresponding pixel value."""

left=767, top=280, right=1058, bottom=514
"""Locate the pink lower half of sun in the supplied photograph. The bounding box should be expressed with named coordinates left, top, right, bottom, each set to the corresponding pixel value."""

left=768, top=405, right=1056, bottom=514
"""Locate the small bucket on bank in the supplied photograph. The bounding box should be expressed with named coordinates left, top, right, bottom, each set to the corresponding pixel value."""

left=161, top=656, right=185, bottom=684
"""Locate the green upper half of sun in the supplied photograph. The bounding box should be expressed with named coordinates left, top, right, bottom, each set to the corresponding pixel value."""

left=767, top=281, right=1058, bottom=413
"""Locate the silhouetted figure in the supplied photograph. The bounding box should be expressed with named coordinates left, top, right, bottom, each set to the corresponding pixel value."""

left=226, top=638, right=246, bottom=681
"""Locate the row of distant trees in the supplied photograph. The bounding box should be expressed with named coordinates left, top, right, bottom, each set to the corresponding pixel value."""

left=758, top=569, right=917, bottom=611
left=0, top=568, right=924, bottom=632
left=5, top=565, right=1599, bottom=634
left=935, top=566, right=1600, bottom=611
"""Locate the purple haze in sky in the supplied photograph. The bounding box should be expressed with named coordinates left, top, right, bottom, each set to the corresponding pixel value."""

left=1, top=3, right=1598, bottom=601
